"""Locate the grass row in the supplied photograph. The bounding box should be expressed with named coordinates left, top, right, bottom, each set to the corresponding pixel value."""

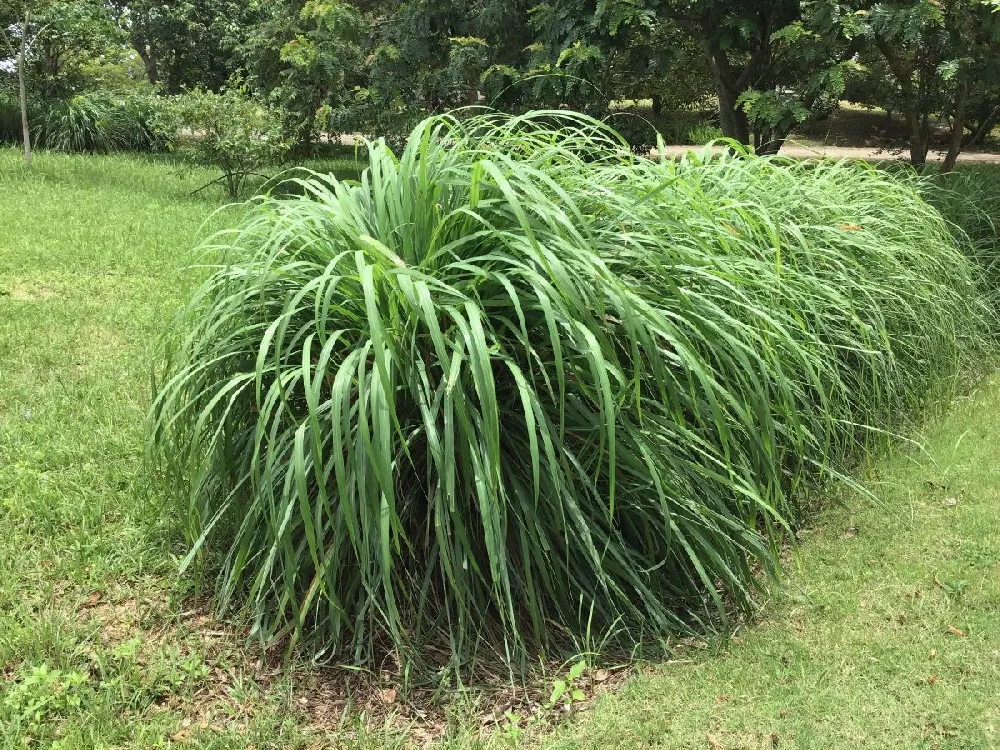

left=149, top=112, right=992, bottom=675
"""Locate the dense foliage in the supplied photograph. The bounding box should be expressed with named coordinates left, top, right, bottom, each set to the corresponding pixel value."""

left=926, top=165, right=1000, bottom=300
left=161, top=88, right=290, bottom=197
left=149, top=112, right=990, bottom=670
left=4, top=1, right=1000, bottom=165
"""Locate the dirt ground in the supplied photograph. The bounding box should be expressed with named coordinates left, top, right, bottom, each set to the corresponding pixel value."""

left=655, top=142, right=1000, bottom=163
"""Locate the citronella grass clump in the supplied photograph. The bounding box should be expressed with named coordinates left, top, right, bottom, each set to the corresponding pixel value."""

left=924, top=165, right=1000, bottom=306
left=149, top=112, right=991, bottom=670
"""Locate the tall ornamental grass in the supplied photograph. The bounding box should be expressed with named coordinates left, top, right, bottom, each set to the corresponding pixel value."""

left=924, top=166, right=1000, bottom=307
left=34, top=92, right=167, bottom=154
left=149, top=112, right=991, bottom=669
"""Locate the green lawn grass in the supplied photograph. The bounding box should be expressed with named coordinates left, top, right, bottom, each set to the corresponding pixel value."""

left=538, top=379, right=1000, bottom=749
left=0, top=149, right=313, bottom=748
left=1, top=147, right=998, bottom=749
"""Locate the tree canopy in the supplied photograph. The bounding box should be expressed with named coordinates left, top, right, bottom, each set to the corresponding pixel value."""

left=3, top=0, right=1000, bottom=167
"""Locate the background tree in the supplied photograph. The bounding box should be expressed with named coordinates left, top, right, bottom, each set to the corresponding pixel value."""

left=4, top=0, right=118, bottom=99
left=651, top=0, right=862, bottom=153
left=364, top=0, right=535, bottom=133
left=855, top=0, right=1000, bottom=170
left=241, top=0, right=365, bottom=150
left=2, top=0, right=118, bottom=164
left=521, top=2, right=716, bottom=149
left=529, top=0, right=859, bottom=153
left=111, top=0, right=262, bottom=93
left=4, top=0, right=1000, bottom=161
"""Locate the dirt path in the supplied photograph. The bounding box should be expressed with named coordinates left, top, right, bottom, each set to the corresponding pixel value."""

left=334, top=131, right=1000, bottom=163
left=655, top=141, right=1000, bottom=163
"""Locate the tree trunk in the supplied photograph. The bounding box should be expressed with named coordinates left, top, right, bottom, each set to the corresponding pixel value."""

left=919, top=112, right=931, bottom=166
left=905, top=106, right=928, bottom=170
left=711, top=71, right=750, bottom=145
left=966, top=104, right=999, bottom=147
left=651, top=95, right=662, bottom=117
left=754, top=118, right=794, bottom=156
left=876, top=39, right=930, bottom=170
left=18, top=13, right=31, bottom=168
left=132, top=35, right=159, bottom=86
left=940, top=82, right=969, bottom=174
left=707, top=42, right=750, bottom=145
left=756, top=135, right=785, bottom=156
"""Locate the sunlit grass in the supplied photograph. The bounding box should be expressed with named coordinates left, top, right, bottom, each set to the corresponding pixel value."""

left=538, top=372, right=1000, bottom=749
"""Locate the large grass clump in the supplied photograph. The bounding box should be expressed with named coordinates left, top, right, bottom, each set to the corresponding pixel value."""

left=149, top=112, right=991, bottom=670
left=33, top=91, right=167, bottom=154
left=924, top=165, right=1000, bottom=307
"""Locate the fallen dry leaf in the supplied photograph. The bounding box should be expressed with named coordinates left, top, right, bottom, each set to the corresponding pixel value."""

left=593, top=669, right=609, bottom=683
left=838, top=224, right=863, bottom=231
left=79, top=591, right=103, bottom=609
left=707, top=732, right=724, bottom=750
left=380, top=688, right=398, bottom=704
left=412, top=727, right=437, bottom=747
left=927, top=675, right=938, bottom=686
left=947, top=625, right=967, bottom=638
left=170, top=730, right=192, bottom=745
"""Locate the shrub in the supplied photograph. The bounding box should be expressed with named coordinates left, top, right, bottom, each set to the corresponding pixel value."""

left=606, top=109, right=704, bottom=153
left=160, top=89, right=290, bottom=198
left=0, top=95, right=21, bottom=146
left=149, top=112, right=990, bottom=671
left=34, top=94, right=113, bottom=153
left=924, top=166, right=1000, bottom=306
left=33, top=91, right=168, bottom=154
left=685, top=121, right=725, bottom=144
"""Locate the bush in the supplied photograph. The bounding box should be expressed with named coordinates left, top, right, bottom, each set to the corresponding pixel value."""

left=604, top=108, right=721, bottom=152
left=924, top=166, right=1000, bottom=306
left=149, top=112, right=990, bottom=671
left=685, top=121, right=725, bottom=144
left=160, top=89, right=290, bottom=198
left=33, top=91, right=168, bottom=154
left=0, top=95, right=21, bottom=146
left=34, top=94, right=112, bottom=153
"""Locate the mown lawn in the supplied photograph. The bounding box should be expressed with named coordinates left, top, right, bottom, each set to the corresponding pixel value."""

left=540, top=376, right=1000, bottom=749
left=1, top=148, right=998, bottom=749
left=0, top=150, right=312, bottom=748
